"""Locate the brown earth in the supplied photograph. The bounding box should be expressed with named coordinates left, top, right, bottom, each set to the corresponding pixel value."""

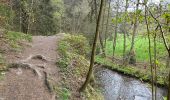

left=0, top=33, right=64, bottom=100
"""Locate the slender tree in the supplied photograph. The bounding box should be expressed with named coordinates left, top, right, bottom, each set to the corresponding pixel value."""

left=123, top=0, right=128, bottom=64
left=104, top=0, right=111, bottom=48
left=27, top=0, right=34, bottom=34
left=144, top=3, right=154, bottom=100
left=79, top=0, right=104, bottom=92
left=154, top=29, right=157, bottom=100
left=149, top=7, right=170, bottom=100
left=129, top=0, right=139, bottom=64
left=112, top=0, right=119, bottom=57
left=99, top=0, right=106, bottom=56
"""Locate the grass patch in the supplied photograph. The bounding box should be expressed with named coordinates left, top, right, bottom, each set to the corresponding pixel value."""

left=4, top=31, right=32, bottom=49
left=106, top=34, right=166, bottom=61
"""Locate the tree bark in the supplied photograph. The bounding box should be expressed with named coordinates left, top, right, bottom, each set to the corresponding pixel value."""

left=144, top=4, right=154, bottom=100
left=123, top=0, right=128, bottom=64
left=130, top=0, right=139, bottom=52
left=79, top=0, right=104, bottom=92
left=128, top=0, right=139, bottom=64
left=104, top=0, right=111, bottom=48
left=99, top=0, right=106, bottom=56
left=154, top=33, right=157, bottom=100
left=112, top=0, right=119, bottom=56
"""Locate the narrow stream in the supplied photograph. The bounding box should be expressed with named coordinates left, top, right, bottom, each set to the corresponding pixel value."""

left=95, top=68, right=167, bottom=100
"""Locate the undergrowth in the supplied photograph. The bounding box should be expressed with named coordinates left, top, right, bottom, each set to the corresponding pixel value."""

left=56, top=34, right=103, bottom=100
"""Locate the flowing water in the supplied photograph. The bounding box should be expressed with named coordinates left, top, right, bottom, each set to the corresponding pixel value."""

left=95, top=68, right=167, bottom=100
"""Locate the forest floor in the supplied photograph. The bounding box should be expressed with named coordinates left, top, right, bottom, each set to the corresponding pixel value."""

left=0, top=33, right=64, bottom=100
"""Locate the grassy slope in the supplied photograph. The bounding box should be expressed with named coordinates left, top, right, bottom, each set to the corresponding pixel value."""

left=0, top=31, right=32, bottom=70
left=56, top=34, right=103, bottom=100
left=106, top=34, right=166, bottom=61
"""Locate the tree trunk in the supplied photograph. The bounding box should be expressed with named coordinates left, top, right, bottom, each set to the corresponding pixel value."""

left=168, top=65, right=170, bottom=100
left=154, top=34, right=157, bottom=100
left=112, top=0, right=119, bottom=57
left=123, top=0, right=128, bottom=64
left=104, top=0, right=111, bottom=48
left=144, top=4, right=154, bottom=100
left=128, top=0, right=139, bottom=64
left=99, top=0, right=106, bottom=56
left=27, top=0, right=34, bottom=34
left=79, top=0, right=104, bottom=92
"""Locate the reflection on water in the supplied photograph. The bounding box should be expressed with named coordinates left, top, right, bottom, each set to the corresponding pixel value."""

left=95, top=68, right=167, bottom=100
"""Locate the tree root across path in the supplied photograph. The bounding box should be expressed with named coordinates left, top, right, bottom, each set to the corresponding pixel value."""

left=7, top=54, right=54, bottom=93
left=21, top=54, right=48, bottom=62
left=8, top=62, right=42, bottom=78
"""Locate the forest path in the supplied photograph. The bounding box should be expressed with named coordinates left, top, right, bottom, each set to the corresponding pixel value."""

left=0, top=33, right=64, bottom=100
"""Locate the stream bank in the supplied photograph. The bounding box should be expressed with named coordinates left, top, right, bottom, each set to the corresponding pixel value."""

left=95, top=67, right=167, bottom=100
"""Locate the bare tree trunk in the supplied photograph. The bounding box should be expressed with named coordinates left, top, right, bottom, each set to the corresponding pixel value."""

left=128, top=0, right=139, bottom=64
left=99, top=0, right=106, bottom=56
left=144, top=4, right=154, bottom=100
left=27, top=0, right=34, bottom=34
left=20, top=6, right=22, bottom=32
left=112, top=0, right=119, bottom=57
left=167, top=66, right=170, bottom=100
left=148, top=8, right=170, bottom=100
left=79, top=0, right=104, bottom=92
left=10, top=0, right=13, bottom=30
left=154, top=33, right=157, bottom=100
left=123, top=0, right=128, bottom=64
left=104, top=0, right=111, bottom=48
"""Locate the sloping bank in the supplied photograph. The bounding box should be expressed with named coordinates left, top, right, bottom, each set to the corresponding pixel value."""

left=95, top=56, right=168, bottom=88
left=56, top=34, right=103, bottom=100
left=0, top=30, right=32, bottom=71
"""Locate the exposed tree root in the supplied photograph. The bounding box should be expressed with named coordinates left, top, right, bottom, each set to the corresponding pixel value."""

left=8, top=62, right=42, bottom=78
left=31, top=55, right=48, bottom=62
left=44, top=71, right=53, bottom=93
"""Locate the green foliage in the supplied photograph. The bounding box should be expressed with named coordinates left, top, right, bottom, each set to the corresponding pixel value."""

left=163, top=97, right=167, bottom=100
left=5, top=31, right=32, bottom=49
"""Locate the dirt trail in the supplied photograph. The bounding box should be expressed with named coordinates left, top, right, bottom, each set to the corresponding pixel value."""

left=0, top=34, right=64, bottom=100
